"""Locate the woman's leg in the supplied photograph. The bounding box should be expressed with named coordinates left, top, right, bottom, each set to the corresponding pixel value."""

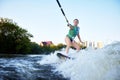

left=65, top=36, right=72, bottom=54
left=72, top=41, right=80, bottom=52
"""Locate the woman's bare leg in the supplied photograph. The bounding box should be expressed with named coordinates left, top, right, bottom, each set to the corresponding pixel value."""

left=65, top=36, right=72, bottom=54
left=72, top=41, right=80, bottom=52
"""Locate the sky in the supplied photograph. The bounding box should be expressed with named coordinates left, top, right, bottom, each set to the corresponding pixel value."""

left=0, top=0, right=120, bottom=44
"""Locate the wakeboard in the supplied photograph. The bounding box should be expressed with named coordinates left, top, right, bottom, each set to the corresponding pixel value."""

left=57, top=53, right=71, bottom=59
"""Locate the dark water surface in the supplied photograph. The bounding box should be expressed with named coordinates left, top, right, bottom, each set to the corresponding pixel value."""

left=0, top=54, right=68, bottom=80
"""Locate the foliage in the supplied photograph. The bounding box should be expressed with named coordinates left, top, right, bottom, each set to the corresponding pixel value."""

left=29, top=43, right=66, bottom=54
left=0, top=18, right=33, bottom=54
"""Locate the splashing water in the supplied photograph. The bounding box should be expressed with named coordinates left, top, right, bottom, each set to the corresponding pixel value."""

left=0, top=55, right=67, bottom=80
left=38, top=41, right=120, bottom=80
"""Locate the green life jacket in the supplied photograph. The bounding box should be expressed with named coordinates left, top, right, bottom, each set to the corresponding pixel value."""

left=67, top=25, right=80, bottom=39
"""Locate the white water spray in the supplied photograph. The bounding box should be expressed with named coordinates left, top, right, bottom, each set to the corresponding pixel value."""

left=38, top=41, right=120, bottom=80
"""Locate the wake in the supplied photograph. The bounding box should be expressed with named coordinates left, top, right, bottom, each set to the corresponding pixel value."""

left=38, top=41, right=120, bottom=80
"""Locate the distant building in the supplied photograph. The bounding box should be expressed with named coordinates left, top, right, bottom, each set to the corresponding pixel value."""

left=84, top=41, right=88, bottom=47
left=40, top=41, right=53, bottom=46
left=89, top=42, right=93, bottom=47
left=97, top=42, right=103, bottom=48
left=93, top=41, right=95, bottom=48
left=83, top=41, right=104, bottom=48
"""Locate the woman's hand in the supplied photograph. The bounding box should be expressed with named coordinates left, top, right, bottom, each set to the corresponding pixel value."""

left=67, top=24, right=72, bottom=27
left=67, top=24, right=73, bottom=29
left=80, top=41, right=84, bottom=44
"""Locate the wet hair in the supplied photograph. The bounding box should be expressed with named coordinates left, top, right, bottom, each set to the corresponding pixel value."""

left=74, top=19, right=79, bottom=23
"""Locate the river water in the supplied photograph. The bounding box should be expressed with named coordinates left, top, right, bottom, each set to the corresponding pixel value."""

left=0, top=55, right=68, bottom=80
left=0, top=41, right=120, bottom=80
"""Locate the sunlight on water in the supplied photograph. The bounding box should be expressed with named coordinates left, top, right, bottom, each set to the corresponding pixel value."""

left=38, top=41, right=120, bottom=80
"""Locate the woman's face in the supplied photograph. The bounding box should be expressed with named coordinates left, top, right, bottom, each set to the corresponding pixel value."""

left=74, top=20, right=79, bottom=26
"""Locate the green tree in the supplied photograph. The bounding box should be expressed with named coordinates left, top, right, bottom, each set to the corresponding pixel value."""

left=56, top=43, right=66, bottom=50
left=0, top=18, right=33, bottom=54
left=30, top=42, right=43, bottom=54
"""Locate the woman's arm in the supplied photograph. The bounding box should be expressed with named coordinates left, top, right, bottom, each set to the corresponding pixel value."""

left=67, top=24, right=73, bottom=29
left=77, top=33, right=83, bottom=43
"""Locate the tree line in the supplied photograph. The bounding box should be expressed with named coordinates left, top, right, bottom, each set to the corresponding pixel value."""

left=0, top=18, right=66, bottom=54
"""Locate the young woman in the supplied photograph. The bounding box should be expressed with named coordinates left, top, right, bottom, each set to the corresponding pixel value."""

left=65, top=19, right=83, bottom=55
